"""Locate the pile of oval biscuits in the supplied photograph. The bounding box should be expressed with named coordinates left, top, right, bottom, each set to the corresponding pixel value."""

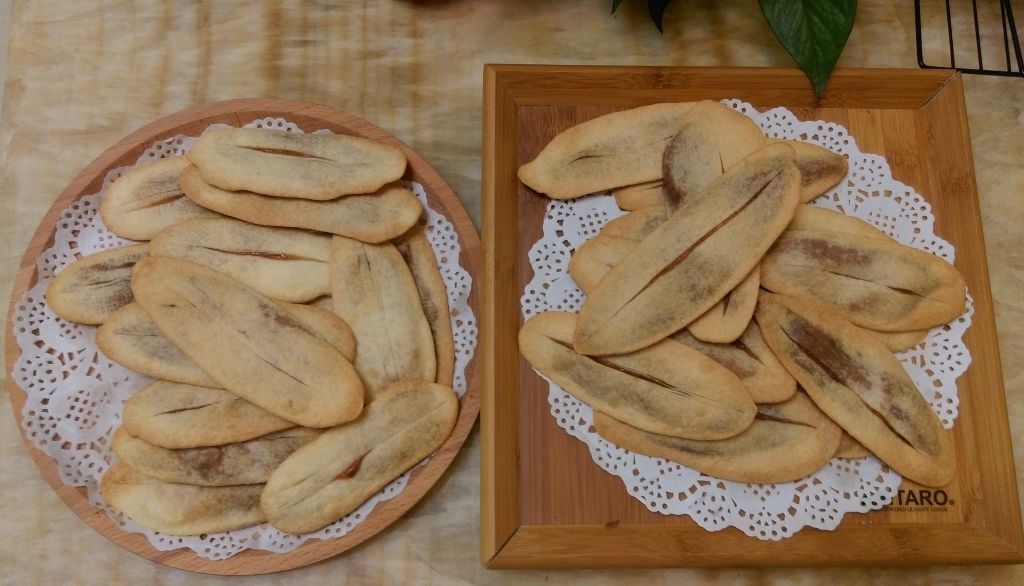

left=518, top=101, right=966, bottom=488
left=46, top=127, right=459, bottom=536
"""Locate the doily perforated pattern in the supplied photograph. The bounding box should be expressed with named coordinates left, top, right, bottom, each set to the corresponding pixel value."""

left=520, top=100, right=973, bottom=541
left=11, top=117, right=477, bottom=560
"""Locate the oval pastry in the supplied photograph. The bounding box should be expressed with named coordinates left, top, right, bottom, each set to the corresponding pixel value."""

left=123, top=381, right=294, bottom=450
left=761, top=228, right=966, bottom=332
left=97, top=301, right=356, bottom=389
left=331, top=236, right=436, bottom=400
left=100, top=462, right=265, bottom=536
left=180, top=166, right=421, bottom=243
left=100, top=156, right=221, bottom=240
left=187, top=127, right=407, bottom=200
left=262, top=381, right=458, bottom=535
left=112, top=427, right=320, bottom=486
left=520, top=311, right=755, bottom=440
left=150, top=217, right=332, bottom=303
left=131, top=257, right=364, bottom=428
left=595, top=392, right=841, bottom=484
left=45, top=244, right=149, bottom=324
left=672, top=321, right=796, bottom=404
left=574, top=144, right=800, bottom=355
left=518, top=102, right=696, bottom=199
left=756, top=293, right=955, bottom=487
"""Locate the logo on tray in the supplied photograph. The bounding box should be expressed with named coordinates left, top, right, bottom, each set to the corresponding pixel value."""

left=885, top=488, right=955, bottom=513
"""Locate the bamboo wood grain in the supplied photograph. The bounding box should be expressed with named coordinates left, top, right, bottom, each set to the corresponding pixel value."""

left=480, top=65, right=1024, bottom=567
left=4, top=98, right=481, bottom=575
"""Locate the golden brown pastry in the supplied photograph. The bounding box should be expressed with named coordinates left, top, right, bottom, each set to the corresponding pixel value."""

left=767, top=139, right=848, bottom=202
left=100, top=462, right=264, bottom=536
left=262, top=380, right=458, bottom=535
left=187, top=127, right=407, bottom=200
left=761, top=228, right=967, bottom=332
left=686, top=268, right=761, bottom=344
left=395, top=222, right=455, bottom=387
left=595, top=392, right=841, bottom=483
left=111, top=427, right=320, bottom=486
left=123, top=381, right=294, bottom=449
left=574, top=144, right=800, bottom=355
left=672, top=321, right=797, bottom=404
left=331, top=236, right=436, bottom=400
left=520, top=311, right=755, bottom=440
left=97, top=303, right=219, bottom=387
left=131, top=257, right=364, bottom=428
left=97, top=301, right=356, bottom=388
left=180, top=166, right=421, bottom=243
left=756, top=293, right=955, bottom=486
left=150, top=217, right=331, bottom=303
left=518, top=102, right=696, bottom=199
left=613, top=180, right=666, bottom=212
left=45, top=244, right=149, bottom=324
left=661, top=100, right=766, bottom=210
left=100, top=156, right=221, bottom=240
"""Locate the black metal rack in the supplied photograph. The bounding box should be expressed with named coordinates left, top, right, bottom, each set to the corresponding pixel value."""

left=915, top=0, right=1024, bottom=77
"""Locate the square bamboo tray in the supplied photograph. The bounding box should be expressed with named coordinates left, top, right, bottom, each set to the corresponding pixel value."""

left=481, top=65, right=1024, bottom=568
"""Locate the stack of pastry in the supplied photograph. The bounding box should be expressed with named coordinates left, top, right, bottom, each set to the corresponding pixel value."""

left=518, top=101, right=966, bottom=487
left=46, top=127, right=459, bottom=535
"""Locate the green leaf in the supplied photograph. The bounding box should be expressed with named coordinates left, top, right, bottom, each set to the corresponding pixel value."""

left=611, top=0, right=625, bottom=14
left=759, top=0, right=857, bottom=99
left=647, top=0, right=672, bottom=33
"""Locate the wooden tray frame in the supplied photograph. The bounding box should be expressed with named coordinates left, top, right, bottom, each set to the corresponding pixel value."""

left=481, top=65, right=1024, bottom=568
left=4, top=98, right=481, bottom=575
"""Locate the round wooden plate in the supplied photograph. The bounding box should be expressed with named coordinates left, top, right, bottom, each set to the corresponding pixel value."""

left=4, top=98, right=481, bottom=575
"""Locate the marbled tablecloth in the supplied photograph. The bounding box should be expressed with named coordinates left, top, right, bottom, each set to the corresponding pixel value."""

left=1, top=1, right=1021, bottom=583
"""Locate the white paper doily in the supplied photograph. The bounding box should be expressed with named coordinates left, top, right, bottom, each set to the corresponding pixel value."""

left=520, top=100, right=974, bottom=541
left=10, top=117, right=478, bottom=560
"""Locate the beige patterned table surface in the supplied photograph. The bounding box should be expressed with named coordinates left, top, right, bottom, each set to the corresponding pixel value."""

left=1, top=1, right=1021, bottom=583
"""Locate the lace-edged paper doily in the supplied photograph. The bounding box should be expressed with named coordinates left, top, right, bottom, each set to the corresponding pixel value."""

left=10, top=117, right=478, bottom=560
left=520, top=100, right=974, bottom=541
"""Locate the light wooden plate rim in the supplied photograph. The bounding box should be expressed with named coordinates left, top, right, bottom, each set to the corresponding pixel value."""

left=4, top=98, right=482, bottom=575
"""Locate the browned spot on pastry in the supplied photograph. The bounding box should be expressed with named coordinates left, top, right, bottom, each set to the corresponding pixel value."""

left=723, top=359, right=756, bottom=378
left=336, top=454, right=366, bottom=480
left=550, top=336, right=692, bottom=397
left=182, top=446, right=223, bottom=478
left=785, top=238, right=872, bottom=266
left=780, top=317, right=871, bottom=389
left=797, top=158, right=843, bottom=187
left=731, top=338, right=760, bottom=363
